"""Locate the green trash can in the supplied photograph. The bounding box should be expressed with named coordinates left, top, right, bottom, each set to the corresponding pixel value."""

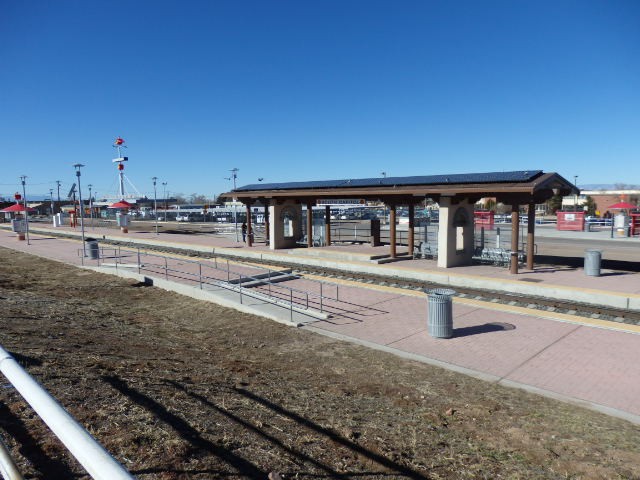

left=426, top=288, right=456, bottom=338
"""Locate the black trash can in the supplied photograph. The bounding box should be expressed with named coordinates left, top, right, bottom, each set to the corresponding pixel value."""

left=584, top=249, right=601, bottom=276
left=425, top=288, right=456, bottom=338
left=85, top=238, right=99, bottom=260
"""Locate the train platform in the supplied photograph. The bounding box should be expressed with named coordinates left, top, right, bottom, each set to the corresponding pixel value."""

left=6, top=222, right=640, bottom=312
left=1, top=223, right=640, bottom=424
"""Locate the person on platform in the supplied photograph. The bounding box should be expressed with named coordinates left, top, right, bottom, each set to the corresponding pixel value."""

left=241, top=222, right=247, bottom=242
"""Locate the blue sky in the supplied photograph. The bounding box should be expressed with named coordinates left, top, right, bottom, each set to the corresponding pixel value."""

left=1, top=0, right=639, bottom=201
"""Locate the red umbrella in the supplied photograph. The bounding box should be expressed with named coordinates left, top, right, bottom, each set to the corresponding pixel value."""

left=607, top=202, right=637, bottom=210
left=108, top=200, right=136, bottom=209
left=1, top=203, right=36, bottom=213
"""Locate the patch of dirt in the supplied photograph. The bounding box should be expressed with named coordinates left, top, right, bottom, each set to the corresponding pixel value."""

left=1, top=246, right=639, bottom=479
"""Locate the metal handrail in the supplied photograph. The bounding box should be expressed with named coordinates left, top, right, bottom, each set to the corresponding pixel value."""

left=117, top=249, right=337, bottom=316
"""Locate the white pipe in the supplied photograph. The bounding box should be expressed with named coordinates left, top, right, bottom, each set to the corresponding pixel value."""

left=0, top=437, right=23, bottom=480
left=0, top=347, right=134, bottom=480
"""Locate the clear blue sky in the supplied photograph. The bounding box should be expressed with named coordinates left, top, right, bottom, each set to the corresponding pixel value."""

left=1, top=0, right=639, bottom=201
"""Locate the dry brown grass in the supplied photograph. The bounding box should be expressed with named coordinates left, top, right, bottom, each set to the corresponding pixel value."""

left=1, top=246, right=639, bottom=479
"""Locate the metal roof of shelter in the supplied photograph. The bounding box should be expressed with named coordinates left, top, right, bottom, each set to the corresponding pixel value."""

left=236, top=170, right=543, bottom=191
left=226, top=170, right=578, bottom=204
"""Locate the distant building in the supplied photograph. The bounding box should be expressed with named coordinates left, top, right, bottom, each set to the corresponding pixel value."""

left=565, top=189, right=640, bottom=216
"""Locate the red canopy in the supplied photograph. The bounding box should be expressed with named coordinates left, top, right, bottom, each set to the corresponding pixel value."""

left=607, top=202, right=637, bottom=210
left=108, top=200, right=135, bottom=209
left=1, top=203, right=36, bottom=213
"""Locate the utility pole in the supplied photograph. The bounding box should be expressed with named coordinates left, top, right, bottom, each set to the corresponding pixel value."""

left=162, top=182, right=167, bottom=221
left=230, top=168, right=239, bottom=242
left=152, top=177, right=158, bottom=235
left=56, top=180, right=61, bottom=214
left=74, top=164, right=86, bottom=256
left=88, top=184, right=93, bottom=228
left=20, top=175, right=30, bottom=245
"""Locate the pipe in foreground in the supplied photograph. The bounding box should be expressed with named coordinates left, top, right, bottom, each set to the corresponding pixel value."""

left=0, top=436, right=23, bottom=480
left=0, top=346, right=134, bottom=480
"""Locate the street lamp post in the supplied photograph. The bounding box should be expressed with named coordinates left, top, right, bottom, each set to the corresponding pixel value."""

left=230, top=168, right=239, bottom=242
left=20, top=175, right=30, bottom=245
left=56, top=180, right=61, bottom=214
left=49, top=189, right=54, bottom=216
left=152, top=177, right=158, bottom=235
left=573, top=175, right=579, bottom=211
left=162, top=182, right=167, bottom=222
left=74, top=164, right=86, bottom=256
left=88, top=184, right=93, bottom=228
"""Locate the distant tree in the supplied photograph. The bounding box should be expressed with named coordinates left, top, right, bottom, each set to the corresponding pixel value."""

left=547, top=194, right=563, bottom=214
left=584, top=195, right=596, bottom=215
left=173, top=193, right=186, bottom=204
left=495, top=202, right=508, bottom=214
left=189, top=193, right=208, bottom=204
left=484, top=199, right=497, bottom=212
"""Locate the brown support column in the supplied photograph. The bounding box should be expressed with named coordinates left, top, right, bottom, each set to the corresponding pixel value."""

left=325, top=205, right=331, bottom=246
left=510, top=204, right=520, bottom=274
left=527, top=202, right=535, bottom=270
left=389, top=204, right=397, bottom=259
left=307, top=202, right=313, bottom=247
left=264, top=203, right=270, bottom=245
left=246, top=203, right=253, bottom=247
left=408, top=203, right=415, bottom=257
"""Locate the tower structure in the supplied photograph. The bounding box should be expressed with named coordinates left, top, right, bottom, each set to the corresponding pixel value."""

left=112, top=137, right=128, bottom=200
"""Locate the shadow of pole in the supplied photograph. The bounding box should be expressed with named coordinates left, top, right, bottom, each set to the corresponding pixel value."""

left=0, top=401, right=74, bottom=477
left=234, top=388, right=430, bottom=480
left=166, top=379, right=355, bottom=479
left=101, top=375, right=267, bottom=479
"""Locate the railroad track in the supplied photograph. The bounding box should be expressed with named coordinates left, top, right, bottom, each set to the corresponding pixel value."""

left=25, top=229, right=640, bottom=327
left=126, top=242, right=640, bottom=326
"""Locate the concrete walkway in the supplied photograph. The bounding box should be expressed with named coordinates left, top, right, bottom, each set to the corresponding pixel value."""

left=1, top=224, right=640, bottom=424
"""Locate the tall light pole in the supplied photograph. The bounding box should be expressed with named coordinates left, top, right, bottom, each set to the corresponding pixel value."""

left=20, top=175, right=30, bottom=245
left=573, top=175, right=579, bottom=211
left=74, top=164, right=86, bottom=256
left=381, top=172, right=388, bottom=222
left=56, top=180, right=61, bottom=214
left=230, top=168, right=239, bottom=241
left=88, top=184, right=93, bottom=228
left=162, top=182, right=167, bottom=222
left=49, top=189, right=54, bottom=216
left=152, top=177, right=158, bottom=235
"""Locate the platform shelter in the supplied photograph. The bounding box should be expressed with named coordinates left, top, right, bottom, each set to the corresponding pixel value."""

left=223, top=170, right=577, bottom=274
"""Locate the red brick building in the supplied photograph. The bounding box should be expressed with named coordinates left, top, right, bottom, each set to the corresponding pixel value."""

left=575, top=190, right=640, bottom=216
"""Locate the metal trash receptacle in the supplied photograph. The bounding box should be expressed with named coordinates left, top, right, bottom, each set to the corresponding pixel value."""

left=85, top=238, right=99, bottom=260
left=425, top=288, right=456, bottom=338
left=584, top=249, right=601, bottom=276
